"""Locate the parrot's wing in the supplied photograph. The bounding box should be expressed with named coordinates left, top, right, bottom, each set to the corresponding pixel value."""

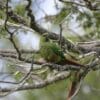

left=50, top=43, right=65, bottom=59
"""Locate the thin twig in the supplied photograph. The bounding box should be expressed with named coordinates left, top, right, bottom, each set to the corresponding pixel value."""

left=0, top=59, right=34, bottom=85
left=59, top=24, right=63, bottom=48
left=4, top=0, right=21, bottom=59
left=59, top=0, right=86, bottom=7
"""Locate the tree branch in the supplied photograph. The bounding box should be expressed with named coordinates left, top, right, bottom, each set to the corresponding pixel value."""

left=0, top=72, right=70, bottom=93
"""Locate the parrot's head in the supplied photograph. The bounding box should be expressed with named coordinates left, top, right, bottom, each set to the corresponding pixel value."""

left=41, top=33, right=50, bottom=42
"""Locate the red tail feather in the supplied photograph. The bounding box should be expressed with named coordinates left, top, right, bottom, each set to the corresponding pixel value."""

left=67, top=72, right=81, bottom=100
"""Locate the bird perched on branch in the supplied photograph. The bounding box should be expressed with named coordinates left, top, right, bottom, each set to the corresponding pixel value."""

left=40, top=35, right=84, bottom=67
left=40, top=35, right=85, bottom=100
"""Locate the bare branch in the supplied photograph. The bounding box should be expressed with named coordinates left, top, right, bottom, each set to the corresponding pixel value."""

left=59, top=0, right=100, bottom=11
left=0, top=72, right=70, bottom=93
left=4, top=0, right=21, bottom=60
left=76, top=40, right=100, bottom=54
left=59, top=0, right=85, bottom=7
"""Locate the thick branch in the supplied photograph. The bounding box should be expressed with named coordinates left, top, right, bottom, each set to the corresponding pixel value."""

left=0, top=72, right=70, bottom=93
left=76, top=40, right=100, bottom=54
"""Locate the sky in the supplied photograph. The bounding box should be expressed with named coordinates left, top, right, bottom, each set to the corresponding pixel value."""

left=9, top=0, right=85, bottom=51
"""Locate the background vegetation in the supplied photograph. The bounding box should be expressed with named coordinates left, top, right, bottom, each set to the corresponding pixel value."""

left=0, top=0, right=100, bottom=100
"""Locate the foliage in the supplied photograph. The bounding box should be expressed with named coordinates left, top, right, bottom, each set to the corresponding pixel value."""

left=0, top=0, right=100, bottom=100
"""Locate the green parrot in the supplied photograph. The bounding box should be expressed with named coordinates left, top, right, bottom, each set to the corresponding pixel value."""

left=40, top=36, right=84, bottom=66
left=40, top=36, right=85, bottom=99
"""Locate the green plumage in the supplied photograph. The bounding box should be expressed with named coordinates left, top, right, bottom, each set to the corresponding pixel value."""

left=40, top=36, right=65, bottom=63
left=40, top=36, right=84, bottom=66
left=40, top=42, right=65, bottom=63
